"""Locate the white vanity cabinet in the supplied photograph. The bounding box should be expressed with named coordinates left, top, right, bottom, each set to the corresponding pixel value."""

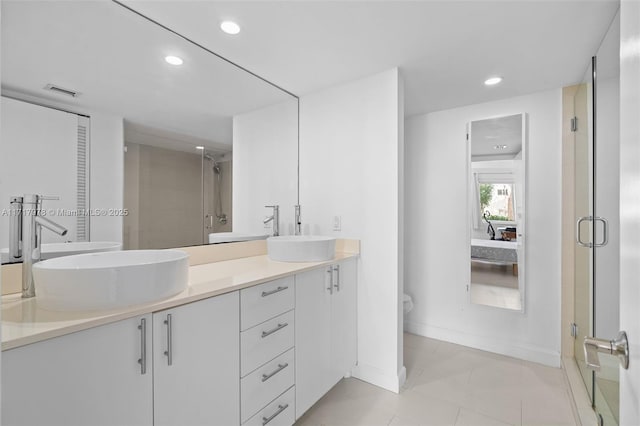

left=2, top=314, right=154, bottom=426
left=2, top=293, right=240, bottom=426
left=295, top=258, right=357, bottom=419
left=1, top=255, right=359, bottom=426
left=153, top=291, right=240, bottom=426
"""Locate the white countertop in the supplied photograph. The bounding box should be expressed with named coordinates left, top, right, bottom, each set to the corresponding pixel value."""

left=2, top=252, right=357, bottom=351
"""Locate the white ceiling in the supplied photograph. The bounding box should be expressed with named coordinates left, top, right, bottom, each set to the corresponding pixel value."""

left=121, top=0, right=619, bottom=116
left=1, top=1, right=293, bottom=148
left=2, top=0, right=619, bottom=147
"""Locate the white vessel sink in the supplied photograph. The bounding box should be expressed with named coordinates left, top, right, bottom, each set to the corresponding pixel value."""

left=32, top=250, right=189, bottom=311
left=1, top=241, right=121, bottom=263
left=208, top=232, right=269, bottom=244
left=267, top=236, right=336, bottom=262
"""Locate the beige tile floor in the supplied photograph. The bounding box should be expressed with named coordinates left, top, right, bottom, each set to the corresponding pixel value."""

left=296, top=333, right=577, bottom=426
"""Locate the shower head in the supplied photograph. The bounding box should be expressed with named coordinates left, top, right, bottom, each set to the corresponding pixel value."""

left=204, top=153, right=221, bottom=174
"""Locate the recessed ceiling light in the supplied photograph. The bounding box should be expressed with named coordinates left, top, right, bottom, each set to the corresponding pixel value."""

left=195, top=146, right=204, bottom=150
left=220, top=21, right=241, bottom=35
left=165, top=55, right=183, bottom=66
left=494, top=144, right=508, bottom=150
left=484, top=77, right=503, bottom=86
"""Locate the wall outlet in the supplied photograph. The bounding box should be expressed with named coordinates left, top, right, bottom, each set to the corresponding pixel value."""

left=332, top=215, right=342, bottom=231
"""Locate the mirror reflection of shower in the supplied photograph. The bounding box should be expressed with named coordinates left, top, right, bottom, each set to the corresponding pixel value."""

left=203, top=150, right=233, bottom=236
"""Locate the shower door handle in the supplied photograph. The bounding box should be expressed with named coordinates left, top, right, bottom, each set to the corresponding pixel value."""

left=576, top=216, right=609, bottom=248
left=593, top=217, right=609, bottom=247
left=576, top=216, right=592, bottom=248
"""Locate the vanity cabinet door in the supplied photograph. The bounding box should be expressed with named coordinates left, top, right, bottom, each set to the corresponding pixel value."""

left=295, top=266, right=332, bottom=419
left=330, top=258, right=358, bottom=384
left=1, top=314, right=153, bottom=426
left=153, top=292, right=240, bottom=426
left=295, top=259, right=358, bottom=420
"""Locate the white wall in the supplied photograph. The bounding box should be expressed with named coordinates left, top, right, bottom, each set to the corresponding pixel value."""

left=233, top=98, right=298, bottom=235
left=300, top=68, right=404, bottom=391
left=90, top=113, right=124, bottom=243
left=405, top=89, right=563, bottom=367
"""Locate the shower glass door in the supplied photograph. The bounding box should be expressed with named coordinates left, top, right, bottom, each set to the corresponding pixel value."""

left=573, top=64, right=594, bottom=402
left=574, top=11, right=621, bottom=424
left=592, top=12, right=621, bottom=425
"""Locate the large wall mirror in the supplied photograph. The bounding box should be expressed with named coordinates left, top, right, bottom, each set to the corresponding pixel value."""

left=468, top=113, right=526, bottom=311
left=0, top=0, right=298, bottom=263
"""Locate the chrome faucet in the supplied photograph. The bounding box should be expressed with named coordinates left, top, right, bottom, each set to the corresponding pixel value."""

left=10, top=195, right=68, bottom=298
left=264, top=205, right=279, bottom=236
left=294, top=204, right=302, bottom=236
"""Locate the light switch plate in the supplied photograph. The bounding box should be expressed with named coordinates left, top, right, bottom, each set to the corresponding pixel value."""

left=333, top=216, right=342, bottom=231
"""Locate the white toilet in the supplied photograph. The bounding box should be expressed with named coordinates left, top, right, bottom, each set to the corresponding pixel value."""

left=403, top=293, right=413, bottom=314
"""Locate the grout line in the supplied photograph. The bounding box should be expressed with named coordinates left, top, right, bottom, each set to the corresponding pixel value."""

left=387, top=414, right=396, bottom=425
left=453, top=407, right=462, bottom=425
left=520, top=399, right=523, bottom=426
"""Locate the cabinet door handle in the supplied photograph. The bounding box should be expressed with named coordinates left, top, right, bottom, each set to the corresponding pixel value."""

left=164, top=314, right=173, bottom=366
left=261, top=286, right=288, bottom=297
left=333, top=265, right=340, bottom=292
left=261, top=322, right=288, bottom=338
left=327, top=268, right=334, bottom=294
left=261, top=363, right=289, bottom=382
left=262, top=403, right=289, bottom=425
left=137, top=318, right=147, bottom=375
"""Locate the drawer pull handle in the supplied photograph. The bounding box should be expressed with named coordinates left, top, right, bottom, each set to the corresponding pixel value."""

left=137, top=318, right=147, bottom=375
left=261, top=286, right=288, bottom=297
left=261, top=322, right=288, bottom=338
left=262, top=403, right=289, bottom=425
left=261, top=363, right=289, bottom=382
left=164, top=314, right=173, bottom=366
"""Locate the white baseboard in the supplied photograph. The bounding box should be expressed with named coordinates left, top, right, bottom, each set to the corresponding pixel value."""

left=404, top=320, right=561, bottom=368
left=351, top=363, right=406, bottom=394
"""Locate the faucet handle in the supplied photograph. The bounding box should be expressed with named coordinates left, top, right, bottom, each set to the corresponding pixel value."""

left=39, top=195, right=60, bottom=201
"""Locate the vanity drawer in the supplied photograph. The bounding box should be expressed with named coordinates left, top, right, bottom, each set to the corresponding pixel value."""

left=241, top=348, right=295, bottom=423
left=241, top=310, right=294, bottom=377
left=241, top=277, right=294, bottom=331
left=243, top=386, right=295, bottom=426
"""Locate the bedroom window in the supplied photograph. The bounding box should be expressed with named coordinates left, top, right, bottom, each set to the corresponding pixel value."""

left=479, top=183, right=516, bottom=222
